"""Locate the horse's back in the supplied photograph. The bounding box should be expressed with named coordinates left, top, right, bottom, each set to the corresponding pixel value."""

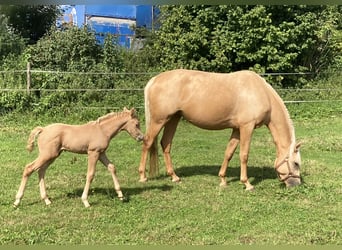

left=145, top=69, right=275, bottom=129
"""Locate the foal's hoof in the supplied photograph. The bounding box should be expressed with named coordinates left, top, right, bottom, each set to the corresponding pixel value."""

left=245, top=185, right=255, bottom=191
left=44, top=198, right=52, bottom=206
left=139, top=177, right=148, bottom=183
left=120, top=196, right=129, bottom=203
left=219, top=181, right=227, bottom=188
left=13, top=200, right=20, bottom=208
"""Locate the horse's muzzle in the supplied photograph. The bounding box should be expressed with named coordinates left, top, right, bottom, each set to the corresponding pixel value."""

left=285, top=177, right=301, bottom=188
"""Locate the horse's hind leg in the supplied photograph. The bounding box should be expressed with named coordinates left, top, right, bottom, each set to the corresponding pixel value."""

left=138, top=122, right=164, bottom=182
left=218, top=129, right=240, bottom=187
left=161, top=115, right=181, bottom=182
left=99, top=153, right=124, bottom=201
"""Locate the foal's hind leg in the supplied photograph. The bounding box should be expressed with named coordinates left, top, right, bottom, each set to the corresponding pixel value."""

left=99, top=153, right=124, bottom=201
left=161, top=115, right=181, bottom=182
left=14, top=156, right=55, bottom=207
left=218, top=129, right=240, bottom=187
left=38, top=160, right=55, bottom=205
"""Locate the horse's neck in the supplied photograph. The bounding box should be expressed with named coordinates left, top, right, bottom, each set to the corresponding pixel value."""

left=99, top=115, right=128, bottom=138
left=267, top=104, right=295, bottom=160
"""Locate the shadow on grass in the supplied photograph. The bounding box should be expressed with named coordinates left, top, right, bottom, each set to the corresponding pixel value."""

left=174, top=164, right=279, bottom=187
left=66, top=184, right=173, bottom=201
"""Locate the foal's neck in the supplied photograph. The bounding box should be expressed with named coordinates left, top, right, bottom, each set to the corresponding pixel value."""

left=99, top=115, right=129, bottom=139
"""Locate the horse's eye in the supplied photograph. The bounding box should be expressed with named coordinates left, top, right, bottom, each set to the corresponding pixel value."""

left=294, top=162, right=300, bottom=168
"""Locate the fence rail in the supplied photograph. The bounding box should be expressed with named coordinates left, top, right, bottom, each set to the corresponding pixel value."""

left=1, top=64, right=341, bottom=108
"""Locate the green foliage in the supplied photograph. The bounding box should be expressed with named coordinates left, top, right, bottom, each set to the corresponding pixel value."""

left=151, top=5, right=342, bottom=87
left=1, top=5, right=342, bottom=115
left=27, top=26, right=101, bottom=72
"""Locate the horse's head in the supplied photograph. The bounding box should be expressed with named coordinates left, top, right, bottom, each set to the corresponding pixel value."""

left=275, top=142, right=302, bottom=187
left=122, top=108, right=144, bottom=142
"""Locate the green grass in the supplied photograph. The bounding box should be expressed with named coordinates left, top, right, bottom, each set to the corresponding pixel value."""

left=0, top=111, right=341, bottom=245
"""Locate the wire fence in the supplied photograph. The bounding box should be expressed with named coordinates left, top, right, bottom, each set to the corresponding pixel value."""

left=1, top=67, right=342, bottom=111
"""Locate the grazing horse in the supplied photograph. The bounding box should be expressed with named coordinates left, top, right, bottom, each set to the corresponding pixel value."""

left=14, top=108, right=144, bottom=208
left=138, top=69, right=301, bottom=190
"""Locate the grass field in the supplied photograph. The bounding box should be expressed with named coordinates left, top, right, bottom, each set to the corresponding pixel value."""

left=0, top=107, right=341, bottom=245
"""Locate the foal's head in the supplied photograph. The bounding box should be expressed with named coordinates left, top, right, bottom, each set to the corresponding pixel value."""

left=275, top=142, right=302, bottom=187
left=121, top=108, right=144, bottom=142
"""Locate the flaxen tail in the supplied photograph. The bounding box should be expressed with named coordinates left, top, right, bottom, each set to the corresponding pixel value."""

left=26, top=126, right=43, bottom=152
left=144, top=76, right=159, bottom=178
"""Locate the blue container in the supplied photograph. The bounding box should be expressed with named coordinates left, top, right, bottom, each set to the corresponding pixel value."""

left=85, top=5, right=136, bottom=20
left=136, top=5, right=159, bottom=29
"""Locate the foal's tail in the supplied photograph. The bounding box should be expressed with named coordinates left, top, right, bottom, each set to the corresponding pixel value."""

left=144, top=76, right=159, bottom=178
left=26, top=126, right=43, bottom=152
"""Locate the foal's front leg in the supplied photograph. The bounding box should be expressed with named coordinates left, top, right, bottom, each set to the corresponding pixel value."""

left=99, top=153, right=124, bottom=201
left=81, top=151, right=100, bottom=208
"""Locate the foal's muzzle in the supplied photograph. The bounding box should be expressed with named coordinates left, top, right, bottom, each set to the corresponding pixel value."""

left=136, top=134, right=144, bottom=142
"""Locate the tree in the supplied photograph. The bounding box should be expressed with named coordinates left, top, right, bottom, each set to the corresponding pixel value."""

left=149, top=5, right=342, bottom=86
left=0, top=14, right=25, bottom=61
left=0, top=5, right=60, bottom=44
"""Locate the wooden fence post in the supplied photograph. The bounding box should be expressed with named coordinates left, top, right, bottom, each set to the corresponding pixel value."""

left=26, top=62, right=31, bottom=95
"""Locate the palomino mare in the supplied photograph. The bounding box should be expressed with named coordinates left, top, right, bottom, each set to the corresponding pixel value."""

left=138, top=69, right=302, bottom=190
left=14, top=108, right=144, bottom=208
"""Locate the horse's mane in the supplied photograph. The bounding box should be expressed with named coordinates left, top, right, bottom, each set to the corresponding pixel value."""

left=263, top=78, right=296, bottom=152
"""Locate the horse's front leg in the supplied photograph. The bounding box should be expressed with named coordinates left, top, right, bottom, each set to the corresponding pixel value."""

left=99, top=153, right=124, bottom=201
left=239, top=124, right=255, bottom=191
left=82, top=151, right=99, bottom=208
left=218, top=129, right=240, bottom=187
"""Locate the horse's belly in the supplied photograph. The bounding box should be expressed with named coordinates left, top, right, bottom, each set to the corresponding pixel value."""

left=182, top=112, right=238, bottom=130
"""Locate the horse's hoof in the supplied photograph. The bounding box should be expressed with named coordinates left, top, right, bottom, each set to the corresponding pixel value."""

left=139, top=177, right=148, bottom=183
left=172, top=177, right=181, bottom=183
left=245, top=186, right=255, bottom=191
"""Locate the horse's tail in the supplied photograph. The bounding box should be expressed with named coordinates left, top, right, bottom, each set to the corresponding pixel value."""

left=26, top=126, right=43, bottom=152
left=144, top=76, right=159, bottom=178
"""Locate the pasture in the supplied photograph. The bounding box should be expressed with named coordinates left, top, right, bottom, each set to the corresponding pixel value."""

left=0, top=104, right=341, bottom=245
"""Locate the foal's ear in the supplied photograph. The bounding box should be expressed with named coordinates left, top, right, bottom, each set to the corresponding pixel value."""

left=294, top=142, right=302, bottom=153
left=130, top=108, right=137, bottom=116
left=123, top=107, right=128, bottom=112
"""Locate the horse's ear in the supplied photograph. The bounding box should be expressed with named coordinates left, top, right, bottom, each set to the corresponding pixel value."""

left=295, top=142, right=302, bottom=152
left=123, top=107, right=128, bottom=112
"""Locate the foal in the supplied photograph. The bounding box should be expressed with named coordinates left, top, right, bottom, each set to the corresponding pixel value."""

left=14, top=108, right=144, bottom=208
